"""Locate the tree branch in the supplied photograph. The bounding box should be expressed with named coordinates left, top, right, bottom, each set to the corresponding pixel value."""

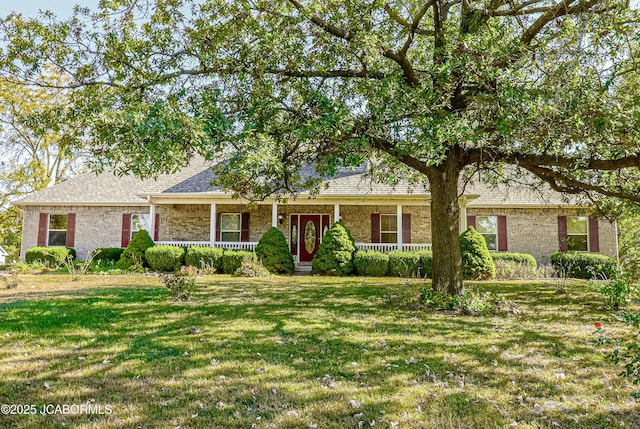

left=521, top=0, right=601, bottom=46
left=367, top=134, right=437, bottom=176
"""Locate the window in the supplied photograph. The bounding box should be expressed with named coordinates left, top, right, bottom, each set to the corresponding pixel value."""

left=566, top=216, right=588, bottom=251
left=380, top=214, right=397, bottom=243
left=131, top=214, right=150, bottom=240
left=48, top=214, right=67, bottom=246
left=220, top=213, right=241, bottom=242
left=476, top=216, right=498, bottom=251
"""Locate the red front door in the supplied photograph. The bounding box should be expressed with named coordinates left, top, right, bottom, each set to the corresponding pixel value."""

left=299, top=215, right=321, bottom=262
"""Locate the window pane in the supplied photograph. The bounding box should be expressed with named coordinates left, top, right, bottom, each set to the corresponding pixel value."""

left=221, top=231, right=240, bottom=242
left=567, top=217, right=587, bottom=234
left=221, top=214, right=241, bottom=231
left=567, top=235, right=588, bottom=252
left=131, top=214, right=150, bottom=232
left=381, top=215, right=397, bottom=232
left=48, top=231, right=67, bottom=247
left=49, top=214, right=67, bottom=230
left=381, top=232, right=397, bottom=243
left=476, top=216, right=497, bottom=234
left=482, top=233, right=497, bottom=251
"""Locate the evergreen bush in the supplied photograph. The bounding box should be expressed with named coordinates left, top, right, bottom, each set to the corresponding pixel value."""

left=93, top=247, right=124, bottom=262
left=184, top=247, right=224, bottom=271
left=460, top=227, right=495, bottom=280
left=491, top=252, right=537, bottom=267
left=311, top=222, right=357, bottom=276
left=145, top=246, right=186, bottom=272
left=25, top=247, right=71, bottom=266
left=221, top=250, right=257, bottom=274
left=116, top=229, right=155, bottom=270
left=256, top=227, right=295, bottom=274
left=354, top=250, right=389, bottom=277
left=551, top=252, right=616, bottom=279
left=388, top=250, right=422, bottom=278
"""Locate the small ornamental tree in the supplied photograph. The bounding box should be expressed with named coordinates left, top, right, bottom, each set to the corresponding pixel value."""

left=116, top=229, right=155, bottom=270
left=256, top=227, right=295, bottom=275
left=460, top=227, right=495, bottom=280
left=312, top=222, right=357, bottom=276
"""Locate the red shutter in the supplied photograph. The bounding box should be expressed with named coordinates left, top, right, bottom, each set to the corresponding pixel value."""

left=371, top=213, right=381, bottom=243
left=402, top=213, right=411, bottom=244
left=467, top=215, right=476, bottom=229
left=121, top=214, right=131, bottom=248
left=37, top=212, right=49, bottom=246
left=66, top=213, right=76, bottom=248
left=241, top=212, right=250, bottom=242
left=215, top=212, right=221, bottom=242
left=589, top=216, right=600, bottom=253
left=497, top=215, right=507, bottom=251
left=154, top=213, right=160, bottom=241
left=558, top=216, right=568, bottom=252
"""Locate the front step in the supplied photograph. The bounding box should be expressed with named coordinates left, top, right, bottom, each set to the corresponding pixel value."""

left=295, top=262, right=312, bottom=275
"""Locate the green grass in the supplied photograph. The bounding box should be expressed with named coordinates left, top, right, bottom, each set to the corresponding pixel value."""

left=0, top=275, right=638, bottom=428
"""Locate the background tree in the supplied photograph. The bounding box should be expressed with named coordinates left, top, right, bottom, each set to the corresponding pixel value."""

left=0, top=75, right=87, bottom=260
left=1, top=0, right=639, bottom=293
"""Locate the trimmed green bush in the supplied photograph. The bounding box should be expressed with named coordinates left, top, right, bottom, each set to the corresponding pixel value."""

left=388, top=250, right=422, bottom=278
left=419, top=251, right=433, bottom=279
left=354, top=250, right=389, bottom=277
left=116, top=229, right=155, bottom=270
left=256, top=227, right=295, bottom=274
left=25, top=247, right=71, bottom=266
left=491, top=252, right=537, bottom=267
left=311, top=222, right=357, bottom=276
left=460, top=227, right=495, bottom=280
left=145, top=246, right=186, bottom=272
left=551, top=252, right=617, bottom=279
left=221, top=250, right=257, bottom=274
left=184, top=247, right=224, bottom=271
left=93, top=247, right=124, bottom=262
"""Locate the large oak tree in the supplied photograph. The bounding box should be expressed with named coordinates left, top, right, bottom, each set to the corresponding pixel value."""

left=1, top=0, right=639, bottom=293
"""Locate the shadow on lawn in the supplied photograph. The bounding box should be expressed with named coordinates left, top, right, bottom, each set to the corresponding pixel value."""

left=0, top=277, right=636, bottom=428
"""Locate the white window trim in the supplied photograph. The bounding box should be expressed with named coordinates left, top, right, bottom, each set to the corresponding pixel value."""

left=220, top=213, right=242, bottom=242
left=47, top=214, right=68, bottom=247
left=380, top=214, right=398, bottom=243
left=131, top=214, right=151, bottom=240
left=567, top=216, right=589, bottom=252
left=476, top=215, right=498, bottom=251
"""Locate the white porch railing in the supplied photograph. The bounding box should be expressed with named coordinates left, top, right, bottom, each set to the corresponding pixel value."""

left=355, top=243, right=432, bottom=252
left=155, top=241, right=258, bottom=251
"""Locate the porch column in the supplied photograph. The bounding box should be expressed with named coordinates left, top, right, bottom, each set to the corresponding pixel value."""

left=459, top=197, right=467, bottom=234
left=210, top=203, right=217, bottom=246
left=334, top=204, right=340, bottom=223
left=272, top=202, right=278, bottom=228
left=397, top=204, right=403, bottom=251
left=149, top=204, right=156, bottom=241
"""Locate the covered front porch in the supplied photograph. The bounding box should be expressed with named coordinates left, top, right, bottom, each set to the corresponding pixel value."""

left=142, top=195, right=466, bottom=262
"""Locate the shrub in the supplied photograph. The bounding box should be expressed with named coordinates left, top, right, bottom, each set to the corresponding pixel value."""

left=1, top=269, right=19, bottom=289
left=311, top=222, right=357, bottom=276
left=221, top=250, right=257, bottom=274
left=145, top=246, right=186, bottom=272
left=420, top=285, right=517, bottom=315
left=161, top=266, right=198, bottom=301
left=388, top=250, right=422, bottom=278
left=550, top=252, right=617, bottom=279
left=419, top=251, right=433, bottom=279
left=25, top=247, right=71, bottom=267
left=354, top=250, right=389, bottom=277
left=66, top=247, right=77, bottom=261
left=184, top=247, right=224, bottom=271
left=93, top=247, right=124, bottom=262
left=234, top=260, right=271, bottom=277
left=116, top=230, right=155, bottom=270
left=460, top=227, right=495, bottom=280
left=494, top=260, right=545, bottom=280
left=491, top=252, right=537, bottom=267
left=256, top=227, right=295, bottom=274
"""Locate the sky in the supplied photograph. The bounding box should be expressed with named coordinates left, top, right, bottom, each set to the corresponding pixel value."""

left=0, top=0, right=100, bottom=19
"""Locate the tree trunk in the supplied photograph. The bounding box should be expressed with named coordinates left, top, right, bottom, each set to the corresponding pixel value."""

left=427, top=156, right=464, bottom=295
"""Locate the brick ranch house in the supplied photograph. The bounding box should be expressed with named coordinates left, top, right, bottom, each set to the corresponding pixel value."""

left=13, top=158, right=618, bottom=265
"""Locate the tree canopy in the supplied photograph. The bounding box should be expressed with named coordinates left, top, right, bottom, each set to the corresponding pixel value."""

left=1, top=0, right=639, bottom=293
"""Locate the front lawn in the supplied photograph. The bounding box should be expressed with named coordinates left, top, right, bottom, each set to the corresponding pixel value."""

left=0, top=275, right=638, bottom=428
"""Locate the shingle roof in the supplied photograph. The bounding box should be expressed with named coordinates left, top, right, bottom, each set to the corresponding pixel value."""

left=12, top=157, right=577, bottom=207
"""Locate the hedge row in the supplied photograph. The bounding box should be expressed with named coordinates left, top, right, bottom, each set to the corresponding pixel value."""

left=143, top=246, right=257, bottom=274
left=550, top=252, right=616, bottom=279
left=25, top=247, right=74, bottom=266
left=491, top=252, right=537, bottom=267
left=354, top=250, right=433, bottom=278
